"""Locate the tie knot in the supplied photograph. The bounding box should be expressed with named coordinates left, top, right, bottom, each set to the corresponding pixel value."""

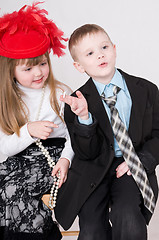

left=113, top=85, right=121, bottom=95
left=101, top=85, right=121, bottom=108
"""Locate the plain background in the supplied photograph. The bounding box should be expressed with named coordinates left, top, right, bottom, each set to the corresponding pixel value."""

left=0, top=0, right=159, bottom=239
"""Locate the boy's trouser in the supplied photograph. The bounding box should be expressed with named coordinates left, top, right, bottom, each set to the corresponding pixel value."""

left=78, top=157, right=147, bottom=240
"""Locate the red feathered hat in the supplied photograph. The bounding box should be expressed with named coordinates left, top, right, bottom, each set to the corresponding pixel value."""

left=0, top=2, right=67, bottom=59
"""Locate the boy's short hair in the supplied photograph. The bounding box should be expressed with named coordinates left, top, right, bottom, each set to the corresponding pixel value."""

left=69, top=24, right=112, bottom=61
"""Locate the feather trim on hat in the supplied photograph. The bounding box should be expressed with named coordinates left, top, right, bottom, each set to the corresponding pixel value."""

left=0, top=1, right=67, bottom=57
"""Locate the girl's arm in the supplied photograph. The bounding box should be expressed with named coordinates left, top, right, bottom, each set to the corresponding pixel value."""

left=0, top=121, right=59, bottom=157
left=0, top=124, right=34, bottom=157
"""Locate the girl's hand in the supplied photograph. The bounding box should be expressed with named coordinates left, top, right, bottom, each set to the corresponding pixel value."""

left=27, top=121, right=58, bottom=139
left=52, top=158, right=70, bottom=188
left=116, top=161, right=131, bottom=178
left=60, top=91, right=89, bottom=120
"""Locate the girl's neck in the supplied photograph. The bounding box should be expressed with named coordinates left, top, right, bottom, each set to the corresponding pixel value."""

left=17, top=82, right=47, bottom=93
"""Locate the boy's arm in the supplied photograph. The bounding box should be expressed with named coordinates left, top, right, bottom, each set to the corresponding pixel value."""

left=61, top=91, right=101, bottom=160
left=137, top=85, right=159, bottom=174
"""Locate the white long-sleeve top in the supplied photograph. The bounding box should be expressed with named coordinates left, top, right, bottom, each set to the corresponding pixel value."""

left=0, top=84, right=74, bottom=163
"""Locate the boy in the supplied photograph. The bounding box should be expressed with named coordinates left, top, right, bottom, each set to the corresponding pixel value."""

left=55, top=24, right=159, bottom=240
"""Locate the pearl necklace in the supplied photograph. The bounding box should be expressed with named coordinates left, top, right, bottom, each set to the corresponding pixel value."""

left=35, top=139, right=60, bottom=209
left=20, top=85, right=60, bottom=210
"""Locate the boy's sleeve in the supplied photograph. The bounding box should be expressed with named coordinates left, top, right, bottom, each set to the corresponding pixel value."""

left=59, top=127, right=74, bottom=165
left=64, top=103, right=101, bottom=161
left=138, top=85, right=159, bottom=173
left=78, top=112, right=93, bottom=125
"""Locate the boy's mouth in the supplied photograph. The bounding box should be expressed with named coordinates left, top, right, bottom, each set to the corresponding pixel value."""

left=99, top=62, right=108, bottom=67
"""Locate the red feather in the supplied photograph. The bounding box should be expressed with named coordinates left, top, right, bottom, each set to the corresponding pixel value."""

left=9, top=24, right=17, bottom=34
left=0, top=21, right=9, bottom=31
left=31, top=13, right=42, bottom=22
left=0, top=1, right=67, bottom=57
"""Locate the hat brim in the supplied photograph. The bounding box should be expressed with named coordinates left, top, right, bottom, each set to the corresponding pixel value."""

left=0, top=30, right=50, bottom=59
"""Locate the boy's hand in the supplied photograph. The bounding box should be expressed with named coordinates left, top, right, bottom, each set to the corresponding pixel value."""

left=52, top=158, right=70, bottom=188
left=116, top=161, right=131, bottom=178
left=27, top=121, right=58, bottom=139
left=60, top=91, right=89, bottom=120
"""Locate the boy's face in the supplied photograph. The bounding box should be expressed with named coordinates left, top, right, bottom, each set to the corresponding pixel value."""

left=73, top=31, right=116, bottom=84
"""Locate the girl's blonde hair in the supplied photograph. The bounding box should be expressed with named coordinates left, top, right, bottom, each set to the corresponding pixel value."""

left=0, top=52, right=66, bottom=136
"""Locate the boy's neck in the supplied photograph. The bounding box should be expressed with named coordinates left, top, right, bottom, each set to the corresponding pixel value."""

left=92, top=68, right=116, bottom=85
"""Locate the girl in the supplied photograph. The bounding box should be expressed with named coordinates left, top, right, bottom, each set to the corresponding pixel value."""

left=0, top=3, right=74, bottom=240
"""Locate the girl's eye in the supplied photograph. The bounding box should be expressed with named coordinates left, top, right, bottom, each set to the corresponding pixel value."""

left=25, top=67, right=32, bottom=71
left=40, top=61, right=47, bottom=66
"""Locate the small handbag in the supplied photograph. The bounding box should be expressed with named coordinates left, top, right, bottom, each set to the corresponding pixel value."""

left=41, top=194, right=53, bottom=210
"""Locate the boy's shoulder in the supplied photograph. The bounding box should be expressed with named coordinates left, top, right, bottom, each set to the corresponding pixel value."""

left=118, top=69, right=158, bottom=91
left=71, top=69, right=158, bottom=97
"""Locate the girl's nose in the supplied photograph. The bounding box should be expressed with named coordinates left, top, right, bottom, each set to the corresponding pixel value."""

left=34, top=66, right=42, bottom=77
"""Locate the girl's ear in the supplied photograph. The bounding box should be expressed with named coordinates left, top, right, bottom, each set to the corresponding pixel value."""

left=73, top=62, right=85, bottom=73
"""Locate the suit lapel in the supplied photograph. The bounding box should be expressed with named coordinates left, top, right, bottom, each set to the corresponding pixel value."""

left=81, top=78, right=114, bottom=143
left=81, top=71, right=147, bottom=145
left=120, top=70, right=147, bottom=143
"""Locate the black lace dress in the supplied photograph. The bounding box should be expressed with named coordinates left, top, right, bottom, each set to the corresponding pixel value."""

left=0, top=138, right=65, bottom=240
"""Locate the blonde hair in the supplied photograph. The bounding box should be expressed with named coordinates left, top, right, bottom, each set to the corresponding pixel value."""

left=0, top=52, right=67, bottom=136
left=69, top=24, right=112, bottom=61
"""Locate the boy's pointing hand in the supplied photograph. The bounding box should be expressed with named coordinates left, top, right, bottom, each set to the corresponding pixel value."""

left=60, top=91, right=89, bottom=120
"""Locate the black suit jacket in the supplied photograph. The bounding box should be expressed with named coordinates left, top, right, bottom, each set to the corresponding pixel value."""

left=55, top=69, right=159, bottom=230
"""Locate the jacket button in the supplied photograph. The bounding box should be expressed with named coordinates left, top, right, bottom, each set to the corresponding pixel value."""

left=110, top=144, right=114, bottom=150
left=90, top=183, right=96, bottom=188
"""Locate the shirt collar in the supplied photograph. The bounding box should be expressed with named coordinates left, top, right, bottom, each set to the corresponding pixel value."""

left=93, top=68, right=125, bottom=96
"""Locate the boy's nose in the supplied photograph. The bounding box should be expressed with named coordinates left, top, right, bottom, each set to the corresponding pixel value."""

left=97, top=52, right=104, bottom=59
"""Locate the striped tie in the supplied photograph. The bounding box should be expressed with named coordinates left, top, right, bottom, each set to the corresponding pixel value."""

left=101, top=85, right=155, bottom=213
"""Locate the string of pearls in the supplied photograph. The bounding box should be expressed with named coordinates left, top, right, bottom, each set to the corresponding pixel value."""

left=20, top=85, right=60, bottom=210
left=35, top=139, right=60, bottom=209
left=35, top=86, right=61, bottom=210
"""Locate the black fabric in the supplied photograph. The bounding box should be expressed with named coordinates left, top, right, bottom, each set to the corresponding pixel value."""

left=78, top=157, right=147, bottom=240
left=2, top=220, right=62, bottom=240
left=138, top=150, right=157, bottom=174
left=74, top=116, right=98, bottom=138
left=0, top=138, right=64, bottom=238
left=0, top=227, right=5, bottom=240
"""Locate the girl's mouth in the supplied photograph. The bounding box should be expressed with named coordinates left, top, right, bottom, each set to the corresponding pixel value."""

left=33, top=77, right=43, bottom=83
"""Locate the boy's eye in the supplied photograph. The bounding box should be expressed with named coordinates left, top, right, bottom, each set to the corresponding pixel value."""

left=87, top=51, right=93, bottom=56
left=103, top=45, right=107, bottom=49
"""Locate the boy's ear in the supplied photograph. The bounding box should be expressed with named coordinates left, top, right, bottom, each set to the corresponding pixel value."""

left=113, top=44, right=117, bottom=56
left=73, top=62, right=85, bottom=73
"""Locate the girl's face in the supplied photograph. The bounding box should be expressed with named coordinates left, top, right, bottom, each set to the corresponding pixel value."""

left=14, top=55, right=49, bottom=89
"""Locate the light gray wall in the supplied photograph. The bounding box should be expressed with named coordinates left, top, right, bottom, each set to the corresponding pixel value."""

left=0, top=1, right=159, bottom=239
left=1, top=0, right=159, bottom=90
